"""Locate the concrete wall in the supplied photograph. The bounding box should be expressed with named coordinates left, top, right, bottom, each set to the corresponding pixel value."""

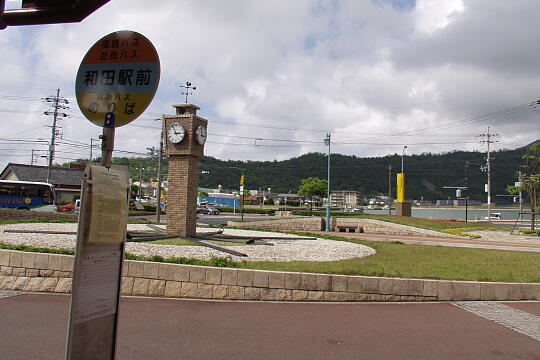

left=1, top=249, right=538, bottom=302
left=229, top=217, right=325, bottom=232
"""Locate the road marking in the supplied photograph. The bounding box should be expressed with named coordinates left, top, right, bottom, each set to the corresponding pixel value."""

left=453, top=301, right=540, bottom=342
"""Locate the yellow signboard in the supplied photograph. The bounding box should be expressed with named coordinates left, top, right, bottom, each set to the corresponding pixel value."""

left=240, top=175, right=245, bottom=185
left=75, top=31, right=160, bottom=128
left=397, top=173, right=405, bottom=203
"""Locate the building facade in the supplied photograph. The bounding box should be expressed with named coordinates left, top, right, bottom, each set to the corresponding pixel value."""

left=330, top=190, right=361, bottom=207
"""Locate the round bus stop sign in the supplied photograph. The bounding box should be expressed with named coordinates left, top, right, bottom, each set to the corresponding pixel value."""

left=75, top=30, right=160, bottom=128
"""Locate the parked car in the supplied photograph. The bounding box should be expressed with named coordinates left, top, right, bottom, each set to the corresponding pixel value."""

left=484, top=212, right=502, bottom=220
left=197, top=205, right=220, bottom=215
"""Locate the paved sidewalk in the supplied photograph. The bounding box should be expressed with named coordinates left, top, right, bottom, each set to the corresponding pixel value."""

left=1, top=292, right=539, bottom=359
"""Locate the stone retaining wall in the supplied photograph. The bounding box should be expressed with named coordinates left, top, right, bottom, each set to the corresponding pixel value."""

left=228, top=217, right=324, bottom=232
left=229, top=217, right=463, bottom=238
left=1, top=249, right=538, bottom=301
left=334, top=218, right=462, bottom=238
left=0, top=208, right=76, bottom=221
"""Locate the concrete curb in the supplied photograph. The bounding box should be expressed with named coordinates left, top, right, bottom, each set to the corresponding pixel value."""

left=0, top=249, right=538, bottom=302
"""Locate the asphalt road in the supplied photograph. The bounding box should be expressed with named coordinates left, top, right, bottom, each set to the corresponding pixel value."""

left=1, top=293, right=539, bottom=360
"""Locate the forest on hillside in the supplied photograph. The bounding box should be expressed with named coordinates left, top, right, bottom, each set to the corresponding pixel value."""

left=66, top=143, right=535, bottom=202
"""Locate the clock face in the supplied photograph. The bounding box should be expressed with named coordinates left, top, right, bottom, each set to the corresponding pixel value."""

left=168, top=123, right=185, bottom=144
left=195, top=125, right=207, bottom=145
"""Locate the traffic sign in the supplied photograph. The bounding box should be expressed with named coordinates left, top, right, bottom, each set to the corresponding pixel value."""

left=75, top=30, right=160, bottom=128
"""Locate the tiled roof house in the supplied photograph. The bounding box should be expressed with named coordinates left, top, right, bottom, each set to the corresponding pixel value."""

left=0, top=163, right=84, bottom=202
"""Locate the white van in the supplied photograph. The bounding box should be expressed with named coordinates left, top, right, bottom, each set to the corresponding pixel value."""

left=74, top=199, right=81, bottom=216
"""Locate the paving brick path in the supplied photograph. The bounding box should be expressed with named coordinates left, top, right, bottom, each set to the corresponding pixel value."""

left=453, top=301, right=540, bottom=342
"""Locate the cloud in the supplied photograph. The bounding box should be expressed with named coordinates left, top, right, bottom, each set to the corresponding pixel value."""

left=414, top=0, right=465, bottom=36
left=1, top=0, right=539, bottom=173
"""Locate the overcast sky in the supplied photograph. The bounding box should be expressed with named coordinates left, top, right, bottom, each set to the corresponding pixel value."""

left=1, top=0, right=539, bottom=171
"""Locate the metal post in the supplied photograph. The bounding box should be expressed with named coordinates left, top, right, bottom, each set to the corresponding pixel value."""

left=325, top=133, right=331, bottom=232
left=156, top=125, right=164, bottom=222
left=465, top=161, right=469, bottom=222
left=388, top=164, right=392, bottom=215
left=487, top=129, right=492, bottom=221
left=240, top=172, right=244, bottom=222
left=401, top=145, right=407, bottom=174
left=138, top=162, right=143, bottom=199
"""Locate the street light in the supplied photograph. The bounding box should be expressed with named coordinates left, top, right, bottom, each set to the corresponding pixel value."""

left=401, top=145, right=408, bottom=174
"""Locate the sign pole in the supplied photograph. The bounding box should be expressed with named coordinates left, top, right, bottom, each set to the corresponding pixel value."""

left=101, top=126, right=115, bottom=168
left=67, top=30, right=160, bottom=360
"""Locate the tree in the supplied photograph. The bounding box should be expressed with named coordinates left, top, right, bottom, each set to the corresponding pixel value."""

left=297, top=177, right=328, bottom=215
left=130, top=184, right=139, bottom=199
left=506, top=142, right=539, bottom=230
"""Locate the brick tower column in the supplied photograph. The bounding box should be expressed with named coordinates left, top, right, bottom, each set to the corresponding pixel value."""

left=163, top=103, right=208, bottom=237
left=167, top=156, right=199, bottom=237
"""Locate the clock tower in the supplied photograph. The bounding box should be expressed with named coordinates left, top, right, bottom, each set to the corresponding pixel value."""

left=164, top=103, right=208, bottom=237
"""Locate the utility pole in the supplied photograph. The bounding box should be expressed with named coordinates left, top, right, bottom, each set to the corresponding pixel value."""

left=89, top=138, right=99, bottom=163
left=517, top=171, right=523, bottom=221
left=324, top=133, right=331, bottom=232
left=30, top=149, right=36, bottom=165
left=388, top=165, right=392, bottom=215
left=478, top=127, right=499, bottom=221
left=156, top=122, right=164, bottom=222
left=43, top=89, right=69, bottom=183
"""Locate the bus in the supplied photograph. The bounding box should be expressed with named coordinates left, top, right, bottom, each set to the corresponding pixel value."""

left=0, top=180, right=57, bottom=212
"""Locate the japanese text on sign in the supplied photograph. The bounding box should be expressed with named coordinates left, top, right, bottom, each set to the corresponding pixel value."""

left=75, top=30, right=160, bottom=128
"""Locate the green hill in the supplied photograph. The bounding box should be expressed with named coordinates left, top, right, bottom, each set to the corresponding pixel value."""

left=69, top=143, right=536, bottom=202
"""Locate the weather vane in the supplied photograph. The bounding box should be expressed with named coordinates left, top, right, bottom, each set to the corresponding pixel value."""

left=180, top=81, right=196, bottom=103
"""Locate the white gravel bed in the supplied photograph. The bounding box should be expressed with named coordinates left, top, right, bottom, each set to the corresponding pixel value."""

left=465, top=230, right=540, bottom=245
left=0, top=223, right=375, bottom=262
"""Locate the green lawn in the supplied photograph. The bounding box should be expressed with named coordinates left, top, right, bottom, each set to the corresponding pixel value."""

left=1, top=218, right=538, bottom=283
left=358, top=214, right=503, bottom=231
left=238, top=233, right=540, bottom=283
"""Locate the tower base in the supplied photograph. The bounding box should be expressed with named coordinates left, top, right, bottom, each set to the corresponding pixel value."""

left=396, top=202, right=412, bottom=217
